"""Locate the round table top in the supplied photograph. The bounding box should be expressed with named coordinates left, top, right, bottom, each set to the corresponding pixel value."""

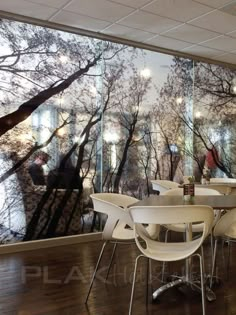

left=134, top=194, right=236, bottom=210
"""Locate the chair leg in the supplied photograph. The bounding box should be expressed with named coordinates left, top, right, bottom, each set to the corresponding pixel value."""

left=146, top=258, right=151, bottom=305
left=161, top=229, right=169, bottom=282
left=148, top=259, right=153, bottom=293
left=226, top=239, right=231, bottom=280
left=210, top=232, right=214, bottom=266
left=196, top=253, right=206, bottom=315
left=129, top=254, right=144, bottom=315
left=85, top=241, right=107, bottom=304
left=105, top=242, right=117, bottom=281
left=201, top=246, right=205, bottom=282
left=210, top=239, right=218, bottom=288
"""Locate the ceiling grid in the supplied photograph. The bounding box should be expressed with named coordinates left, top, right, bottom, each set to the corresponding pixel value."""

left=0, top=0, right=236, bottom=66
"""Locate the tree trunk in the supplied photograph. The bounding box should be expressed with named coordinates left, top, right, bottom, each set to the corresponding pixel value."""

left=113, top=136, right=132, bottom=193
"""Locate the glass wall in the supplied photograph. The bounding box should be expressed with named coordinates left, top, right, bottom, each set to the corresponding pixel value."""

left=0, top=18, right=235, bottom=244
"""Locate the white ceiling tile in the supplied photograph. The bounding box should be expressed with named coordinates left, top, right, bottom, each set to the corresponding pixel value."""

left=64, top=0, right=135, bottom=23
left=142, top=0, right=213, bottom=22
left=118, top=11, right=181, bottom=34
left=25, top=0, right=69, bottom=8
left=201, top=35, right=236, bottom=52
left=51, top=11, right=111, bottom=31
left=189, top=10, right=236, bottom=34
left=162, top=24, right=220, bottom=44
left=0, top=0, right=235, bottom=64
left=145, top=35, right=192, bottom=50
left=220, top=1, right=236, bottom=16
left=0, top=0, right=57, bottom=19
left=193, top=0, right=234, bottom=9
left=227, top=30, right=236, bottom=38
left=181, top=45, right=225, bottom=58
left=213, top=52, right=236, bottom=63
left=102, top=24, right=154, bottom=41
left=107, top=0, right=152, bottom=9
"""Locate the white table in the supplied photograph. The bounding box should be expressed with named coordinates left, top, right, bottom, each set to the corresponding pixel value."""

left=134, top=195, right=236, bottom=301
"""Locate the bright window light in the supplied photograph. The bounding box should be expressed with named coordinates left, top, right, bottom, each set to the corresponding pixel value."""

left=59, top=55, right=68, bottom=63
left=176, top=97, right=183, bottom=104
left=90, top=86, right=97, bottom=96
left=57, top=128, right=65, bottom=137
left=104, top=131, right=119, bottom=144
left=140, top=68, right=151, bottom=78
left=195, top=111, right=201, bottom=118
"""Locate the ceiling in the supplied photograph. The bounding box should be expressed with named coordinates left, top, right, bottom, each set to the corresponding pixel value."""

left=1, top=0, right=236, bottom=67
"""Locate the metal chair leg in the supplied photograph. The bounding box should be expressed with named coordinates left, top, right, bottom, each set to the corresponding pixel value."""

left=129, top=254, right=144, bottom=315
left=226, top=239, right=231, bottom=280
left=201, top=246, right=205, bottom=282
left=85, top=241, right=107, bottom=304
left=196, top=253, right=206, bottom=315
left=210, top=239, right=218, bottom=288
left=161, top=229, right=169, bottom=282
left=146, top=258, right=151, bottom=305
left=105, top=242, right=117, bottom=281
left=210, top=232, right=214, bottom=266
left=148, top=259, right=153, bottom=293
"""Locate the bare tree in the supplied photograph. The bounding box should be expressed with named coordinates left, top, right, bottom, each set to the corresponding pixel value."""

left=113, top=72, right=151, bottom=192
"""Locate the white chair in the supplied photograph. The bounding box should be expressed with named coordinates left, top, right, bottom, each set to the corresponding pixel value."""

left=85, top=193, right=159, bottom=303
left=161, top=187, right=221, bottom=287
left=210, top=178, right=236, bottom=184
left=129, top=205, right=214, bottom=315
left=162, top=187, right=221, bottom=233
left=210, top=208, right=236, bottom=287
left=151, top=179, right=179, bottom=194
left=210, top=178, right=236, bottom=195
left=203, top=184, right=231, bottom=195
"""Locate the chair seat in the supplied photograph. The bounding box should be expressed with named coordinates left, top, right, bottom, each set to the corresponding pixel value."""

left=86, top=192, right=158, bottom=305
left=143, top=237, right=202, bottom=262
left=112, top=221, right=134, bottom=240
left=225, top=221, right=236, bottom=239
left=162, top=188, right=221, bottom=234
left=112, top=222, right=160, bottom=240
left=164, top=223, right=204, bottom=233
left=128, top=204, right=213, bottom=315
left=211, top=208, right=236, bottom=287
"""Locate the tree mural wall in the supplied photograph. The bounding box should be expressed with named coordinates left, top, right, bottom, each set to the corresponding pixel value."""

left=0, top=18, right=235, bottom=244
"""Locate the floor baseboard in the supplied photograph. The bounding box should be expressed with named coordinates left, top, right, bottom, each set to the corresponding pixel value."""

left=0, top=232, right=102, bottom=255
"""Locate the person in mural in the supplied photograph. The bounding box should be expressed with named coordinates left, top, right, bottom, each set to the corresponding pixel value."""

left=205, top=146, right=219, bottom=177
left=47, top=154, right=82, bottom=190
left=28, top=151, right=50, bottom=185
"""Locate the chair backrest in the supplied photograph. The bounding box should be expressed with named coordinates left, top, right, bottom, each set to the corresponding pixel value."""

left=206, top=184, right=231, bottom=195
left=151, top=180, right=179, bottom=193
left=162, top=188, right=221, bottom=228
left=90, top=193, right=137, bottom=240
left=129, top=205, right=214, bottom=261
left=213, top=208, right=236, bottom=238
left=162, top=187, right=221, bottom=196
left=210, top=178, right=236, bottom=184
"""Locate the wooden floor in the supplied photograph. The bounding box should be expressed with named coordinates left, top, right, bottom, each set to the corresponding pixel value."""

left=0, top=238, right=236, bottom=315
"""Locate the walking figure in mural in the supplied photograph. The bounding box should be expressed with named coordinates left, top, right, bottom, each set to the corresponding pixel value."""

left=28, top=151, right=50, bottom=185
left=205, top=146, right=219, bottom=178
left=47, top=154, right=82, bottom=190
